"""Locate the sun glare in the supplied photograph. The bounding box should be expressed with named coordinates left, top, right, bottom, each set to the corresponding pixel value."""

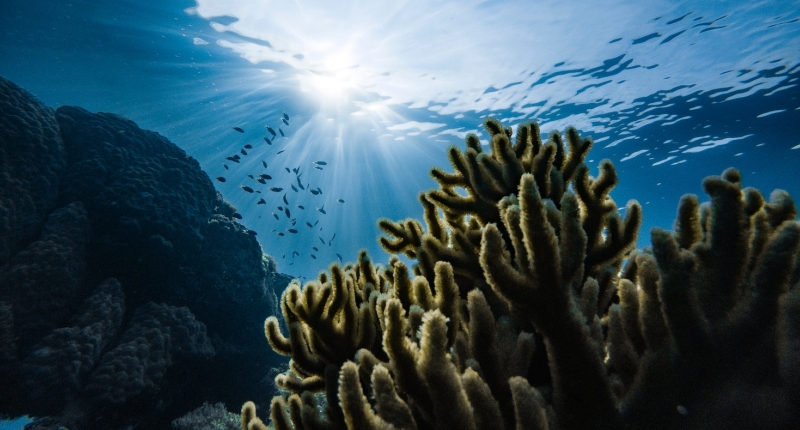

left=299, top=51, right=359, bottom=103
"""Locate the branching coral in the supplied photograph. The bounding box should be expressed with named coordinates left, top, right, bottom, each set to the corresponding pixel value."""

left=244, top=119, right=799, bottom=430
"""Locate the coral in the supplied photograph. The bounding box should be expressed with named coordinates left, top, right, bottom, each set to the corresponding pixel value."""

left=245, top=119, right=800, bottom=430
left=1, top=77, right=292, bottom=429
left=0, top=76, right=67, bottom=265
left=18, top=278, right=124, bottom=415
left=0, top=201, right=90, bottom=353
left=84, top=302, right=214, bottom=405
left=171, top=402, right=241, bottom=430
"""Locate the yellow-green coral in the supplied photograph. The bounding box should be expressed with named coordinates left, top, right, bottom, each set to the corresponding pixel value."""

left=243, top=119, right=800, bottom=430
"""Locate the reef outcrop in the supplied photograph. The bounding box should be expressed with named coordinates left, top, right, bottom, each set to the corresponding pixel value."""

left=0, top=76, right=292, bottom=429
left=245, top=119, right=800, bottom=430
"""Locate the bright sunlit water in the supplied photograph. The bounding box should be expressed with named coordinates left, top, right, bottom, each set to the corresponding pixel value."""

left=2, top=0, right=798, bottom=285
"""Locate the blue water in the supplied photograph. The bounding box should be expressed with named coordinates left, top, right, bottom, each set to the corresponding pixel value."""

left=1, top=0, right=798, bottom=283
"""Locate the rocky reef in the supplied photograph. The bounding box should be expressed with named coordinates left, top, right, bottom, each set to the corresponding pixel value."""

left=0, top=76, right=292, bottom=429
left=244, top=120, right=800, bottom=429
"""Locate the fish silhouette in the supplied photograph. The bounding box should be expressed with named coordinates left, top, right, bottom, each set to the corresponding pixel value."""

left=216, top=177, right=226, bottom=182
left=232, top=127, right=244, bottom=133
left=241, top=186, right=254, bottom=193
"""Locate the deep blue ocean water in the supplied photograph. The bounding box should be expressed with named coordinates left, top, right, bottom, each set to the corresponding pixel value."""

left=2, top=0, right=798, bottom=283
left=1, top=0, right=799, bottom=426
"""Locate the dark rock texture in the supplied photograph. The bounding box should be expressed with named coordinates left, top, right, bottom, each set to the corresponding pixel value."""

left=0, top=76, right=292, bottom=429
left=0, top=77, right=66, bottom=266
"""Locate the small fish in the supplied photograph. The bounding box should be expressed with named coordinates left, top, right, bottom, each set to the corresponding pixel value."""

left=287, top=229, right=298, bottom=234
left=277, top=150, right=285, bottom=154
left=241, top=149, right=248, bottom=156
left=310, top=254, right=317, bottom=259
left=223, top=163, right=229, bottom=170
left=216, top=176, right=226, bottom=182
left=260, top=174, right=272, bottom=180
left=292, top=250, right=299, bottom=257
left=314, top=161, right=328, bottom=165
left=281, top=117, right=289, bottom=126
left=306, top=222, right=313, bottom=228
left=314, top=220, right=319, bottom=226
left=317, top=206, right=326, bottom=214
left=319, top=237, right=325, bottom=245
left=270, top=187, right=283, bottom=192
left=291, top=184, right=298, bottom=192
left=312, top=246, right=319, bottom=252
left=266, top=126, right=276, bottom=136
left=292, top=167, right=299, bottom=174
left=247, top=230, right=257, bottom=235
left=241, top=186, right=254, bottom=193
left=310, top=189, right=320, bottom=195
left=285, top=167, right=290, bottom=173
left=283, top=112, right=289, bottom=121
left=272, top=213, right=279, bottom=220
left=226, top=156, right=240, bottom=163
left=247, top=174, right=254, bottom=179
left=336, top=253, right=343, bottom=262
left=338, top=199, right=345, bottom=203
left=257, top=178, right=266, bottom=184
left=264, top=137, right=272, bottom=145
left=316, top=187, right=322, bottom=195
left=244, top=144, right=253, bottom=149
left=232, top=126, right=245, bottom=133
left=255, top=190, right=261, bottom=194
left=289, top=262, right=294, bottom=265
left=262, top=160, right=268, bottom=168
left=283, top=194, right=289, bottom=205
left=232, top=213, right=243, bottom=219
left=278, top=206, right=283, bottom=211
left=234, top=155, right=241, bottom=160
left=282, top=254, right=285, bottom=259
left=257, top=198, right=266, bottom=205
left=285, top=208, right=291, bottom=218
left=279, top=128, right=285, bottom=137
left=290, top=219, right=296, bottom=226
left=296, top=177, right=305, bottom=190
left=277, top=232, right=284, bottom=236
left=314, top=166, right=323, bottom=170
left=330, top=233, right=336, bottom=242
left=297, top=205, right=305, bottom=210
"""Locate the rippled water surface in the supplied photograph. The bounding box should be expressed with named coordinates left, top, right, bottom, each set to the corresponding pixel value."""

left=2, top=0, right=798, bottom=280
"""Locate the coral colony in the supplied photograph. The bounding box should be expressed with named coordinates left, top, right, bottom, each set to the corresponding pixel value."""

left=242, top=120, right=800, bottom=430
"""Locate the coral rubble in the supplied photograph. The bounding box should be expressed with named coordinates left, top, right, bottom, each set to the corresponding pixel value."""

left=246, top=119, right=799, bottom=430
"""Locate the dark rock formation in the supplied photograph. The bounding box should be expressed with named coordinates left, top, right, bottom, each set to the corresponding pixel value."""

left=0, top=77, right=66, bottom=266
left=0, top=76, right=292, bottom=429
